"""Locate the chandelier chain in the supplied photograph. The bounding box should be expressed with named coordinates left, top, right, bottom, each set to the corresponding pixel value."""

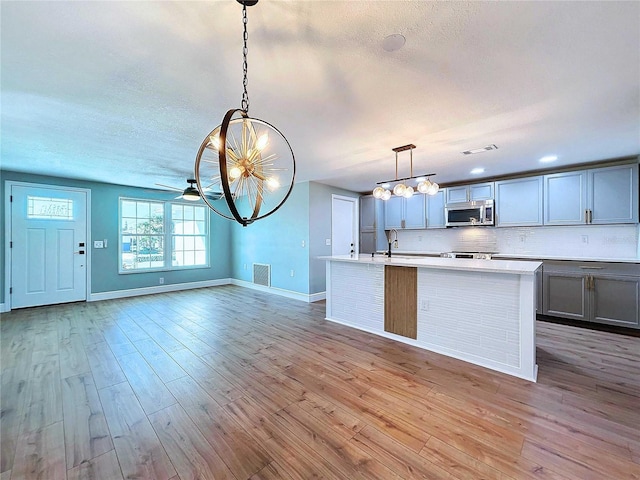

left=241, top=3, right=250, bottom=113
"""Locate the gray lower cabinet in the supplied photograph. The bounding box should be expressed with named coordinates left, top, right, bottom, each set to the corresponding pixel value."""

left=543, top=261, right=640, bottom=328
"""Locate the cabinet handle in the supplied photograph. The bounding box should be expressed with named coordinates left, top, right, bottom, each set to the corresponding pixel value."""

left=579, top=266, right=604, bottom=269
left=401, top=219, right=405, bottom=229
left=585, top=209, right=589, bottom=223
left=588, top=209, right=593, bottom=224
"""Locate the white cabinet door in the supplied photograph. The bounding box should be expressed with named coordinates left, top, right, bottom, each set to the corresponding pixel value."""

left=446, top=186, right=468, bottom=203
left=384, top=196, right=403, bottom=229
left=403, top=195, right=426, bottom=229
left=495, top=177, right=543, bottom=226
left=588, top=163, right=639, bottom=224
left=426, top=190, right=446, bottom=228
left=470, top=182, right=494, bottom=200
left=544, top=170, right=588, bottom=225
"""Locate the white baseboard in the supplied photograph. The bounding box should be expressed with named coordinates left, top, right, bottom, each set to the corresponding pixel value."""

left=230, top=279, right=325, bottom=303
left=88, top=278, right=233, bottom=302
left=308, top=291, right=326, bottom=303
left=0, top=302, right=7, bottom=313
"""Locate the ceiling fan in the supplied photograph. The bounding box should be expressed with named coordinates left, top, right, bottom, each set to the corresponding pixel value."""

left=155, top=178, right=224, bottom=202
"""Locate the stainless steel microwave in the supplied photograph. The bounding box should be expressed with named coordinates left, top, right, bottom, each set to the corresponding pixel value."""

left=445, top=199, right=494, bottom=227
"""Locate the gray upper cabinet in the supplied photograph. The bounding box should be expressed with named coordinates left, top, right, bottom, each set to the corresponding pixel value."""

left=426, top=189, right=446, bottom=229
left=383, top=196, right=403, bottom=229
left=446, top=182, right=494, bottom=203
left=588, top=163, right=639, bottom=224
left=543, top=170, right=588, bottom=225
left=544, top=163, right=638, bottom=225
left=404, top=195, right=426, bottom=229
left=383, top=195, right=426, bottom=230
left=495, top=176, right=543, bottom=227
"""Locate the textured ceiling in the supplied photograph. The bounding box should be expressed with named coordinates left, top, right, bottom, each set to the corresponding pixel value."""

left=1, top=1, right=639, bottom=194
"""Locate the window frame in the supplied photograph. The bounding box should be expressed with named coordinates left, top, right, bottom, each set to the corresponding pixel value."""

left=119, top=197, right=210, bottom=274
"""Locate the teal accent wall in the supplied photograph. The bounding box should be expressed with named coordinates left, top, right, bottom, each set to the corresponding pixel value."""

left=1, top=171, right=359, bottom=305
left=230, top=182, right=311, bottom=293
left=0, top=170, right=232, bottom=304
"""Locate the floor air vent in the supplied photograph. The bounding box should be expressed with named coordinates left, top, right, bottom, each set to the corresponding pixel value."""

left=253, top=263, right=271, bottom=287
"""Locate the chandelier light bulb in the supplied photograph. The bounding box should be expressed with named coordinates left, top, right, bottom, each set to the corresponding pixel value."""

left=266, top=176, right=280, bottom=191
left=228, top=165, right=243, bottom=180
left=381, top=189, right=392, bottom=200
left=393, top=183, right=407, bottom=196
left=417, top=180, right=429, bottom=194
left=372, top=186, right=385, bottom=199
left=256, top=133, right=269, bottom=151
left=403, top=186, right=414, bottom=198
left=427, top=181, right=440, bottom=195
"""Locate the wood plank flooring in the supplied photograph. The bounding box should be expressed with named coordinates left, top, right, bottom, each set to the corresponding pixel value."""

left=1, top=285, right=639, bottom=479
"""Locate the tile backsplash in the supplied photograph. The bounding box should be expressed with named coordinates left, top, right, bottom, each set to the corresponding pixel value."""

left=396, top=224, right=639, bottom=259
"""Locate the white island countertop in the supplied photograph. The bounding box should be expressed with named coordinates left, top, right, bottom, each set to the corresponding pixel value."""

left=323, top=254, right=541, bottom=275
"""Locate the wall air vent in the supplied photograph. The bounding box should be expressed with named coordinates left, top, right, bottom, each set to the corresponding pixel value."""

left=462, top=144, right=498, bottom=155
left=252, top=263, right=271, bottom=287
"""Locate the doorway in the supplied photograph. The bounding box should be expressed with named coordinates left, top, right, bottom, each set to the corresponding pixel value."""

left=6, top=182, right=90, bottom=309
left=331, top=195, right=358, bottom=256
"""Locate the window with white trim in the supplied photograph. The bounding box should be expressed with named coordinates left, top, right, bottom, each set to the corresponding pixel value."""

left=119, top=198, right=209, bottom=272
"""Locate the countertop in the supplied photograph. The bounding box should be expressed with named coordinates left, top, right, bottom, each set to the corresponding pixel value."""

left=380, top=250, right=640, bottom=264
left=323, top=255, right=541, bottom=275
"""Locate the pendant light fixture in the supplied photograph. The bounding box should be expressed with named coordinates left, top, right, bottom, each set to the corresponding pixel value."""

left=195, top=0, right=295, bottom=227
left=372, top=144, right=439, bottom=200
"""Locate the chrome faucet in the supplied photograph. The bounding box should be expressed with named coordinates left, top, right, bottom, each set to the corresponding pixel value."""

left=386, top=229, right=398, bottom=257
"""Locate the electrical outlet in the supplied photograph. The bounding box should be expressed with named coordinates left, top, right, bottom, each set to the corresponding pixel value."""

left=418, top=235, right=422, bottom=242
left=420, top=299, right=429, bottom=311
left=159, top=277, right=164, bottom=285
left=290, top=269, right=295, bottom=277
left=325, top=239, right=331, bottom=246
left=519, top=235, right=525, bottom=243
left=582, top=235, right=589, bottom=244
left=244, top=263, right=247, bottom=270
left=301, top=240, right=305, bottom=248
left=93, top=240, right=104, bottom=249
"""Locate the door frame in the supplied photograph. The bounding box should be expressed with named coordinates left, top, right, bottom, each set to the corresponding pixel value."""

left=331, top=194, right=359, bottom=256
left=4, top=181, right=92, bottom=312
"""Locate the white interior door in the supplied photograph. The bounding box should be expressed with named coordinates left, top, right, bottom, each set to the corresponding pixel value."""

left=11, top=184, right=88, bottom=308
left=331, top=195, right=358, bottom=256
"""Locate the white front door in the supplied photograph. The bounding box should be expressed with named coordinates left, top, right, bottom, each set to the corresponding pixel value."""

left=11, top=184, right=88, bottom=308
left=331, top=195, right=358, bottom=256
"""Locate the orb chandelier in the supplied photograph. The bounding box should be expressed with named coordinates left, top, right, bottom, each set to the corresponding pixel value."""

left=195, top=0, right=295, bottom=227
left=372, top=144, right=439, bottom=200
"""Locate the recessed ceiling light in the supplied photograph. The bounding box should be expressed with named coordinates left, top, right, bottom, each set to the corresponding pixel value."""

left=470, top=167, right=485, bottom=175
left=462, top=144, right=498, bottom=155
left=382, top=34, right=406, bottom=52
left=539, top=155, right=558, bottom=163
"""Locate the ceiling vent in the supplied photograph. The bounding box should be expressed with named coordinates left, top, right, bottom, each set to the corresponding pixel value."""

left=462, top=144, right=498, bottom=155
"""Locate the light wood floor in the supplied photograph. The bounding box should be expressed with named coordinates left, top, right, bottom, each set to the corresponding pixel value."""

left=1, top=285, right=639, bottom=480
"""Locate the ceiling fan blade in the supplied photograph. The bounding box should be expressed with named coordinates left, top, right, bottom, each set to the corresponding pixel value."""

left=155, top=183, right=183, bottom=192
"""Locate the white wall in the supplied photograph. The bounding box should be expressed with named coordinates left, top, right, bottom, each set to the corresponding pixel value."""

left=395, top=224, right=639, bottom=259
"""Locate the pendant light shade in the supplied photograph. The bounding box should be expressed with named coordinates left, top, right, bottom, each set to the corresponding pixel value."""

left=194, top=0, right=295, bottom=227
left=373, top=144, right=438, bottom=200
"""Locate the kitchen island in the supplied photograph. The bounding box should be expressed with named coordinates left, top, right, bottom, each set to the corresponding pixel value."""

left=324, top=255, right=542, bottom=381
